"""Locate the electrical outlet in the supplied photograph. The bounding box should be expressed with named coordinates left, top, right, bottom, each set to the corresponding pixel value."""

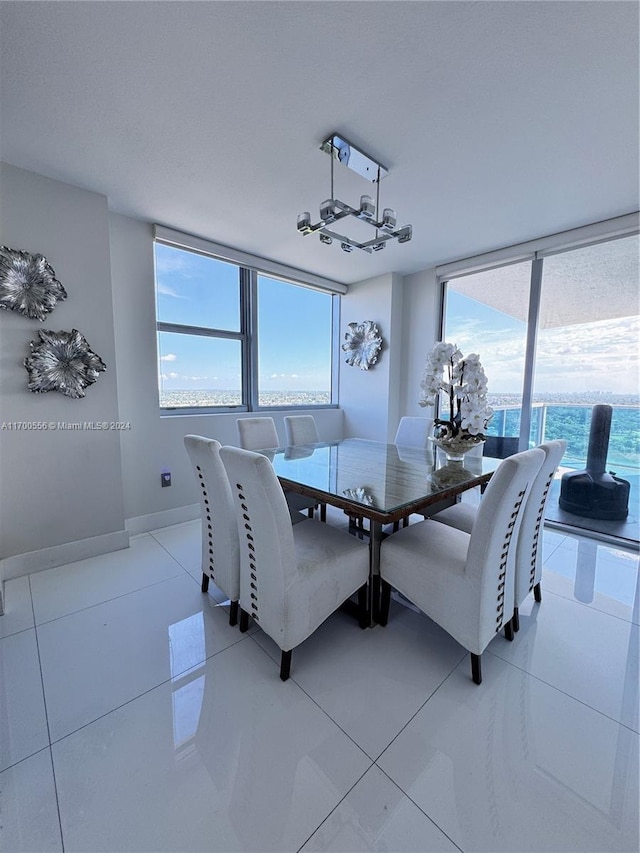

left=161, top=471, right=171, bottom=487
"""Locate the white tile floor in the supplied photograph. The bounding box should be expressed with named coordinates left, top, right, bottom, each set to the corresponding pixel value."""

left=1, top=512, right=638, bottom=852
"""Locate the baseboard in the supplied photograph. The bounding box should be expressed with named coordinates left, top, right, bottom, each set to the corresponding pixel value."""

left=126, top=503, right=200, bottom=536
left=1, top=529, right=130, bottom=581
left=0, top=505, right=201, bottom=586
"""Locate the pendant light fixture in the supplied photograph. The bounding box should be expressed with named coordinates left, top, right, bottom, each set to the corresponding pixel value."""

left=297, top=133, right=412, bottom=253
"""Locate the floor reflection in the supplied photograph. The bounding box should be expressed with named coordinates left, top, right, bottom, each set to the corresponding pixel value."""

left=168, top=613, right=206, bottom=752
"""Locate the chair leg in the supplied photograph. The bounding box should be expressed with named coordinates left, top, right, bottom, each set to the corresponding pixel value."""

left=357, top=583, right=369, bottom=629
left=379, top=580, right=391, bottom=627
left=504, top=619, right=514, bottom=641
left=534, top=582, right=542, bottom=603
left=402, top=516, right=410, bottom=528
left=280, top=650, right=292, bottom=681
left=512, top=606, right=520, bottom=633
left=320, top=503, right=327, bottom=523
left=392, top=521, right=400, bottom=533
left=229, top=600, right=239, bottom=627
left=308, top=507, right=314, bottom=518
left=471, top=653, right=482, bottom=685
left=239, top=608, right=250, bottom=633
left=201, top=573, right=210, bottom=593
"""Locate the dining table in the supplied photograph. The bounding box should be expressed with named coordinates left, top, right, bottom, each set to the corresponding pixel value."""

left=266, top=438, right=501, bottom=626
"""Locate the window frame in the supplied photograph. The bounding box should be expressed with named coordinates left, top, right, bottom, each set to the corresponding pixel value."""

left=154, top=236, right=340, bottom=416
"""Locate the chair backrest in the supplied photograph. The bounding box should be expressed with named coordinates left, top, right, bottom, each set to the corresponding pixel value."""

left=184, top=435, right=240, bottom=601
left=465, top=447, right=545, bottom=648
left=284, top=415, right=320, bottom=446
left=236, top=417, right=279, bottom=451
left=220, top=445, right=297, bottom=641
left=484, top=435, right=520, bottom=459
left=394, top=416, right=433, bottom=449
left=515, top=439, right=567, bottom=607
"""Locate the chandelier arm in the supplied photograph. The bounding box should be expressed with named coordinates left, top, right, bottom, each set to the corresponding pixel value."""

left=330, top=143, right=334, bottom=202
left=312, top=225, right=374, bottom=253
left=375, top=166, right=381, bottom=240
left=304, top=207, right=354, bottom=233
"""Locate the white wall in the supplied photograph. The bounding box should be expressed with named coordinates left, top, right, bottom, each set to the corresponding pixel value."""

left=339, top=273, right=405, bottom=441
left=109, top=213, right=344, bottom=532
left=0, top=164, right=126, bottom=574
left=339, top=269, right=441, bottom=440
left=397, top=267, right=441, bottom=420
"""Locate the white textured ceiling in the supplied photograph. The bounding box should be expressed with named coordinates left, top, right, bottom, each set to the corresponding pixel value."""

left=0, top=1, right=638, bottom=285
left=451, top=234, right=640, bottom=328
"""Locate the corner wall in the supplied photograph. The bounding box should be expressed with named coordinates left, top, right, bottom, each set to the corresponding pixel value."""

left=0, top=164, right=126, bottom=576
left=339, top=273, right=404, bottom=441
left=397, top=267, right=441, bottom=421
left=338, top=269, right=441, bottom=440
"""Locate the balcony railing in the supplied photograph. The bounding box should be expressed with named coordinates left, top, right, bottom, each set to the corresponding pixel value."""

left=487, top=403, right=640, bottom=471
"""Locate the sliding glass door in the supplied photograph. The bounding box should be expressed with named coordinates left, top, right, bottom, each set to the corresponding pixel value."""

left=443, top=231, right=639, bottom=535
left=534, top=236, right=639, bottom=472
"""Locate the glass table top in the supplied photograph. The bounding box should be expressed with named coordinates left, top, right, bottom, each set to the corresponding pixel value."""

left=269, top=438, right=501, bottom=519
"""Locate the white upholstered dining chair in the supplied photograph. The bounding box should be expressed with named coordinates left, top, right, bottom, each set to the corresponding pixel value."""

left=394, top=416, right=434, bottom=449
left=283, top=415, right=326, bottom=522
left=184, top=436, right=241, bottom=625
left=511, top=439, right=566, bottom=629
left=236, top=417, right=280, bottom=453
left=431, top=440, right=566, bottom=631
left=391, top=417, right=434, bottom=529
left=378, top=447, right=544, bottom=684
left=283, top=414, right=320, bottom=445
left=220, top=445, right=370, bottom=681
left=236, top=416, right=317, bottom=522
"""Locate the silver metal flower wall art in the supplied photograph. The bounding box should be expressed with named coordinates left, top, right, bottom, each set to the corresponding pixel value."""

left=342, top=320, right=383, bottom=370
left=0, top=246, right=67, bottom=321
left=24, top=329, right=106, bottom=398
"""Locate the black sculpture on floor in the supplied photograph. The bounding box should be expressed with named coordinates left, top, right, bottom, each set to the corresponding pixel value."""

left=559, top=404, right=630, bottom=520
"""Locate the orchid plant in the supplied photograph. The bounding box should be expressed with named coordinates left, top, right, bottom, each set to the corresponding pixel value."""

left=419, top=342, right=493, bottom=443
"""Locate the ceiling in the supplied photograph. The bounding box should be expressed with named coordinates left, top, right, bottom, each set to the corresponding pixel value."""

left=0, top=1, right=638, bottom=286
left=451, top=234, right=640, bottom=328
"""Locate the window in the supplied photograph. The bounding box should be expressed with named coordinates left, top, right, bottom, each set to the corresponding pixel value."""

left=154, top=239, right=338, bottom=413
left=442, top=230, right=639, bottom=476
left=256, top=274, right=333, bottom=407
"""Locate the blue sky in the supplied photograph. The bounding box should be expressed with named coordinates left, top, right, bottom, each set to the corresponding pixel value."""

left=155, top=244, right=332, bottom=391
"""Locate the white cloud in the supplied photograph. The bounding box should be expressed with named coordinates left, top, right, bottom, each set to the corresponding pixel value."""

left=156, top=283, right=185, bottom=298
left=458, top=314, right=640, bottom=395
left=160, top=353, right=177, bottom=362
